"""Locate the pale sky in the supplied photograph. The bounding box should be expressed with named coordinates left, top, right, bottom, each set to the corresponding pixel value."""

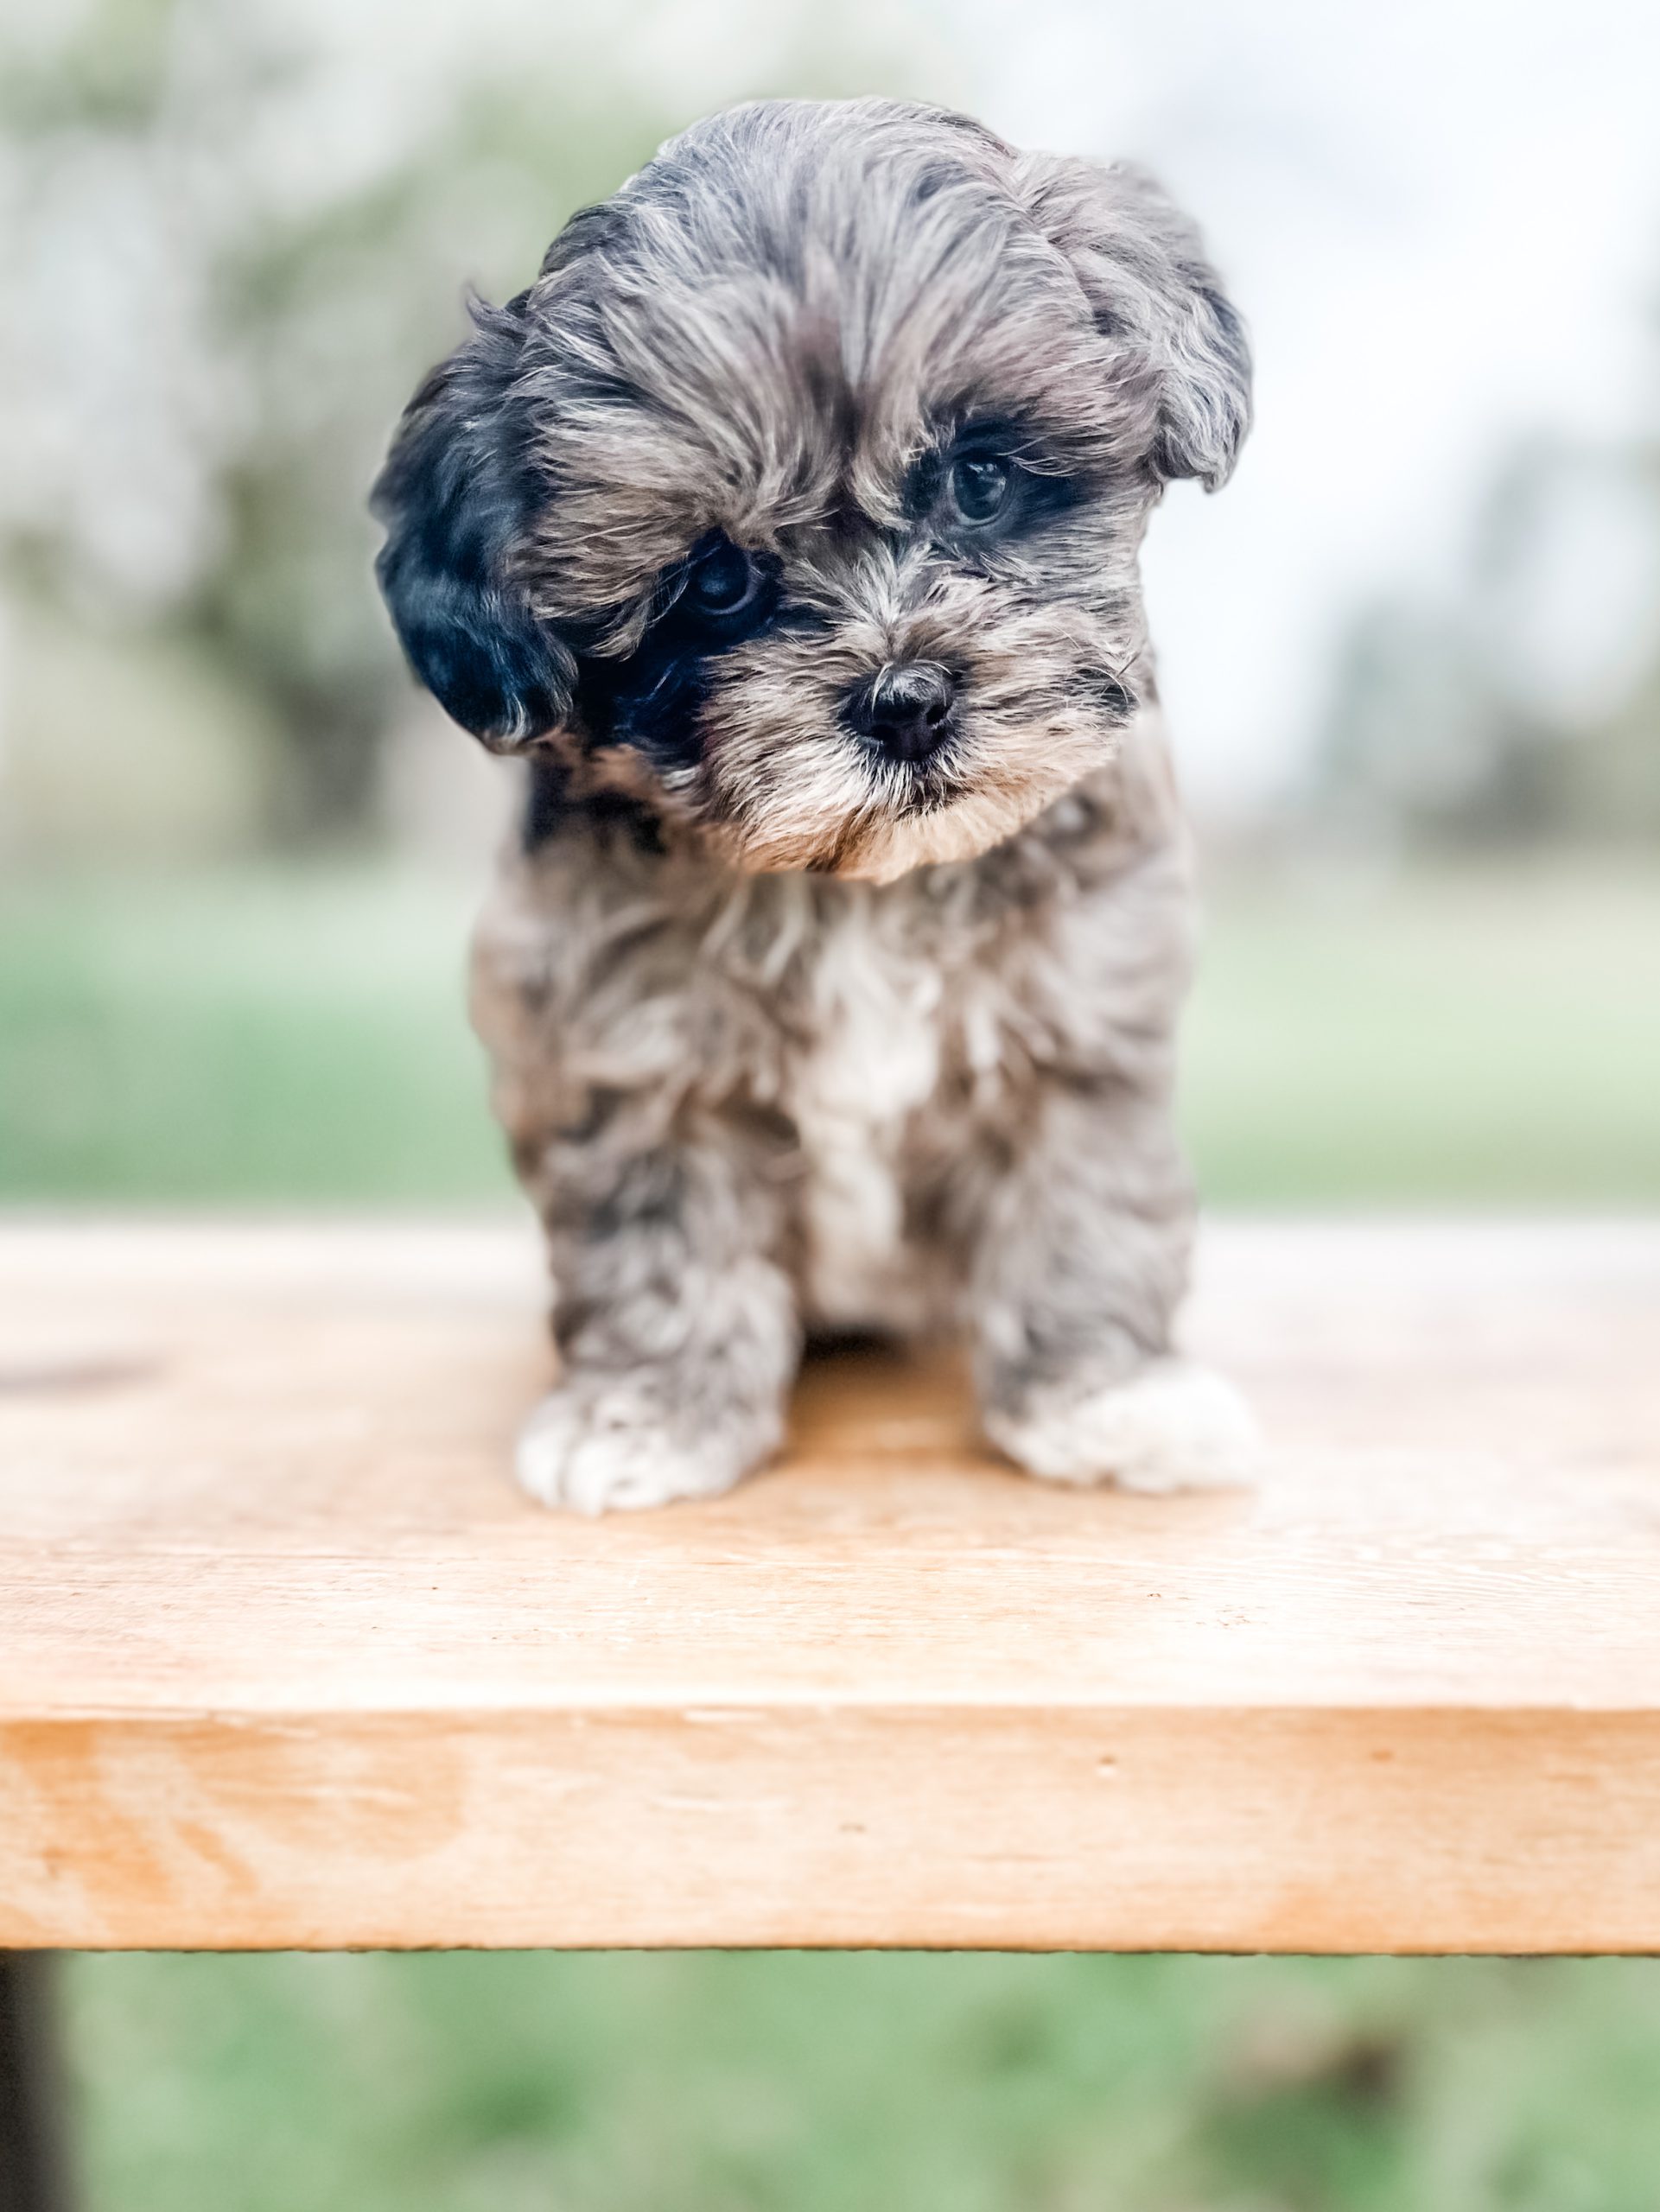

left=944, top=0, right=1660, bottom=815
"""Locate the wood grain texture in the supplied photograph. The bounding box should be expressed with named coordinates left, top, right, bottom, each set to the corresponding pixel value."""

left=2, top=1217, right=1658, bottom=1953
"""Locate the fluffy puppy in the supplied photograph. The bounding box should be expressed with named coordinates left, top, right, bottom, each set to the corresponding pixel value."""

left=372, top=96, right=1258, bottom=1512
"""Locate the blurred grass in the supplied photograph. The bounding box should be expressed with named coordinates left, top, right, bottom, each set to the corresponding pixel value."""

left=0, top=866, right=509, bottom=1203
left=1183, top=861, right=1660, bottom=1204
left=10, top=856, right=1660, bottom=2210
left=2, top=855, right=1657, bottom=1204
left=63, top=1951, right=1660, bottom=2212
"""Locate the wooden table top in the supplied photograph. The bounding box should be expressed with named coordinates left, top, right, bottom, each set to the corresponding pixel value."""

left=3, top=1217, right=1657, bottom=1953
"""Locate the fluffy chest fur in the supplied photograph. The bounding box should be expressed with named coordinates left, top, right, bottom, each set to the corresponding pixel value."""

left=785, top=888, right=961, bottom=1329
left=472, top=738, right=1190, bottom=1337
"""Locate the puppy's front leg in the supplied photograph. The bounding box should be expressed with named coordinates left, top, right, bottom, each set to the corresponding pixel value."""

left=972, top=1087, right=1258, bottom=1493
left=518, top=1122, right=799, bottom=1515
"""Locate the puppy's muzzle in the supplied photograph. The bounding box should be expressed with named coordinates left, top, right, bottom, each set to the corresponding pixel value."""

left=843, top=663, right=957, bottom=766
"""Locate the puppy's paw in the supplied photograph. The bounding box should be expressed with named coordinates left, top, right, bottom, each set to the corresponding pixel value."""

left=985, top=1361, right=1260, bottom=1494
left=516, top=1377, right=779, bottom=1516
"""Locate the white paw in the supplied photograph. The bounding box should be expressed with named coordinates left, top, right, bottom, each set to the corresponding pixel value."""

left=986, top=1361, right=1261, bottom=1494
left=515, top=1378, right=776, bottom=1516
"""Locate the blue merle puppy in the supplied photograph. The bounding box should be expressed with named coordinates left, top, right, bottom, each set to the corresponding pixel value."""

left=372, top=97, right=1258, bottom=1512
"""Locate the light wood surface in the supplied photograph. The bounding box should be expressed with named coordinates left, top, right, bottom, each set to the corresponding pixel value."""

left=2, top=1217, right=1658, bottom=1953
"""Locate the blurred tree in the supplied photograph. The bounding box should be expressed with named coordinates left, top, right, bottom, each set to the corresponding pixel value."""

left=0, top=0, right=681, bottom=837
left=1313, top=421, right=1660, bottom=849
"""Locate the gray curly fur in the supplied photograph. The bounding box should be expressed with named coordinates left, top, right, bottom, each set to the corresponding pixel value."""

left=373, top=97, right=1254, bottom=1510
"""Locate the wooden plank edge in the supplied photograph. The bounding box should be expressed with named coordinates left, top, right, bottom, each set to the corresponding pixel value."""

left=3, top=1706, right=1657, bottom=1954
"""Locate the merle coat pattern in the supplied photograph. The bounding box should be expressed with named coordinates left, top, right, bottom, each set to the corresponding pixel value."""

left=372, top=98, right=1257, bottom=1510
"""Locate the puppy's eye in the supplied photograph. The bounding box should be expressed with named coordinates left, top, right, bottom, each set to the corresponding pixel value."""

left=948, top=454, right=1012, bottom=525
left=687, top=538, right=760, bottom=617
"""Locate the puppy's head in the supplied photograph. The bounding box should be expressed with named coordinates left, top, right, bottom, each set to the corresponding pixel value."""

left=372, top=99, right=1250, bottom=880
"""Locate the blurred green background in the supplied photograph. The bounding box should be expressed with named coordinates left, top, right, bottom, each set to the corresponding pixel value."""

left=64, top=1953, right=1660, bottom=2212
left=4, top=856, right=1659, bottom=1211
left=4, top=0, right=1659, bottom=2206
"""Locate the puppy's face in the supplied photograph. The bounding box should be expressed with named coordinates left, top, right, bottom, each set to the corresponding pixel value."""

left=374, top=100, right=1250, bottom=880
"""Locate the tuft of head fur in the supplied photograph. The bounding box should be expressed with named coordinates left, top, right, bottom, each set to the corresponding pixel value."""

left=372, top=98, right=1250, bottom=880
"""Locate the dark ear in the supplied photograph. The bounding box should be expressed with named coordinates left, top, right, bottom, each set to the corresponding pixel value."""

left=371, top=295, right=573, bottom=749
left=1021, top=156, right=1252, bottom=492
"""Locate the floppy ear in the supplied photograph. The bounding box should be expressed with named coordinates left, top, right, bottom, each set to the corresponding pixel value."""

left=371, top=294, right=574, bottom=750
left=1020, top=156, right=1251, bottom=492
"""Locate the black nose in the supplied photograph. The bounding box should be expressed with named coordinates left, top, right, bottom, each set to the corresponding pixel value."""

left=844, top=663, right=957, bottom=764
